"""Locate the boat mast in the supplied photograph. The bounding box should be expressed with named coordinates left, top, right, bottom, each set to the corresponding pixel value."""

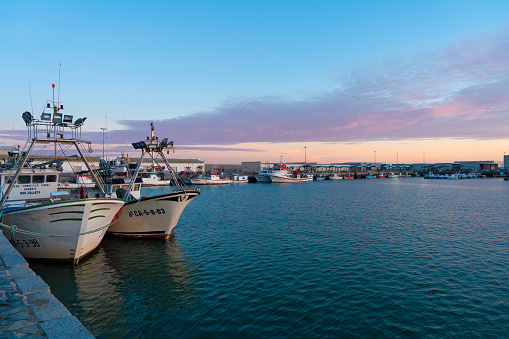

left=150, top=122, right=155, bottom=171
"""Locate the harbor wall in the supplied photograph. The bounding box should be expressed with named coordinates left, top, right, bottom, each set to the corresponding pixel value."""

left=0, top=232, right=93, bottom=338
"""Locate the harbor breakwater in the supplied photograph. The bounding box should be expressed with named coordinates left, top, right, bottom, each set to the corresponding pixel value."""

left=0, top=233, right=93, bottom=338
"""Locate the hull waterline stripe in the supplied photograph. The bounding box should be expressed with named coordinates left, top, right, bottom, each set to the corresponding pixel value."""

left=49, top=211, right=84, bottom=215
left=90, top=208, right=110, bottom=213
left=88, top=215, right=106, bottom=220
left=50, top=218, right=83, bottom=223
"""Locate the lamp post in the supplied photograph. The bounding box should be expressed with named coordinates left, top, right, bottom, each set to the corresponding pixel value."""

left=101, top=127, right=106, bottom=159
left=304, top=146, right=307, bottom=166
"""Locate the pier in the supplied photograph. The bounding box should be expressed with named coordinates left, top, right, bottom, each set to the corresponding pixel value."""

left=0, top=233, right=93, bottom=338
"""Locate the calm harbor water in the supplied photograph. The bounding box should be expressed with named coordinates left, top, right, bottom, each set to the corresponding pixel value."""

left=30, top=178, right=509, bottom=338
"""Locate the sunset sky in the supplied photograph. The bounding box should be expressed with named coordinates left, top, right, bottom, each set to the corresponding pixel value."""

left=2, top=1, right=509, bottom=164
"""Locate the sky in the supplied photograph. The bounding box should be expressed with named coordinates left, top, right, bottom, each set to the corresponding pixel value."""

left=1, top=1, right=509, bottom=165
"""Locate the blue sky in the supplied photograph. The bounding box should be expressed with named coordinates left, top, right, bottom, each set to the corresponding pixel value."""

left=2, top=1, right=509, bottom=163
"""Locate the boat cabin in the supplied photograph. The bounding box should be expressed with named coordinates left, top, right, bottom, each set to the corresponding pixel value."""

left=0, top=170, right=59, bottom=201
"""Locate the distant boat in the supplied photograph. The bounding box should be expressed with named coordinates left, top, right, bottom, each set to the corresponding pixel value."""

left=328, top=173, right=344, bottom=180
left=141, top=172, right=171, bottom=186
left=231, top=174, right=249, bottom=183
left=254, top=168, right=272, bottom=182
left=424, top=173, right=440, bottom=179
left=190, top=173, right=231, bottom=185
left=266, top=164, right=309, bottom=183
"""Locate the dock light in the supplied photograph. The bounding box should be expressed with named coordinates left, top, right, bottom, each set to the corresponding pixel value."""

left=159, top=138, right=168, bottom=147
left=41, top=113, right=51, bottom=121
left=52, top=113, right=62, bottom=123
left=132, top=141, right=147, bottom=149
left=22, top=111, right=33, bottom=125
left=74, top=117, right=87, bottom=126
left=63, top=115, right=73, bottom=123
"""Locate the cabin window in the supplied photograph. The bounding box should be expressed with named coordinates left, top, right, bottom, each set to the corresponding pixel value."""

left=46, top=175, right=57, bottom=183
left=18, top=176, right=31, bottom=184
left=4, top=177, right=12, bottom=184
left=33, top=175, right=45, bottom=183
left=134, top=184, right=140, bottom=191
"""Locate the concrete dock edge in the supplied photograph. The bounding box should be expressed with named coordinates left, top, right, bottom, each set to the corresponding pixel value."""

left=0, top=233, right=94, bottom=338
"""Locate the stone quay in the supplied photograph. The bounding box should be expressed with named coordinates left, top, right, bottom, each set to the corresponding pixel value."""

left=0, top=233, right=93, bottom=338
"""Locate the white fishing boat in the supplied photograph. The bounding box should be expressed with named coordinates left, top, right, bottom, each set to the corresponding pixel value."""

left=106, top=123, right=200, bottom=239
left=0, top=87, right=124, bottom=262
left=141, top=172, right=170, bottom=186
left=266, top=163, right=309, bottom=183
left=313, top=174, right=326, bottom=181
left=190, top=173, right=231, bottom=185
left=254, top=168, right=272, bottom=182
left=231, top=174, right=249, bottom=183
left=328, top=173, right=344, bottom=180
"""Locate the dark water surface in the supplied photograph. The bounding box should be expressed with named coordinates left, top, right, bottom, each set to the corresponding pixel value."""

left=30, top=178, right=509, bottom=337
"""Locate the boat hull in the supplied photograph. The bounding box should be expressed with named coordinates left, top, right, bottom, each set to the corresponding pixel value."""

left=107, top=190, right=200, bottom=239
left=268, top=174, right=309, bottom=183
left=254, top=174, right=271, bottom=182
left=1, top=199, right=124, bottom=262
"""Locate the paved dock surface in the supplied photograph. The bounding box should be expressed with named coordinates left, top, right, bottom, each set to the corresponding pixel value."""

left=0, top=233, right=93, bottom=338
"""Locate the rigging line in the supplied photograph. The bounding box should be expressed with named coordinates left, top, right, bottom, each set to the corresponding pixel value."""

left=121, top=96, right=127, bottom=157
left=58, top=18, right=63, bottom=106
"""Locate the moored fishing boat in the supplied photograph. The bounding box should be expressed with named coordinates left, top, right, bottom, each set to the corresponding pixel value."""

left=106, top=123, right=200, bottom=239
left=266, top=163, right=309, bottom=183
left=141, top=172, right=170, bottom=186
left=328, top=173, right=344, bottom=180
left=0, top=87, right=124, bottom=262
left=254, top=168, right=272, bottom=182
left=231, top=174, right=249, bottom=183
left=190, top=173, right=231, bottom=185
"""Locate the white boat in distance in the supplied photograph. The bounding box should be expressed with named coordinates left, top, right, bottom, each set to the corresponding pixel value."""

left=106, top=123, right=200, bottom=239
left=141, top=172, right=170, bottom=186
left=266, top=163, right=309, bottom=183
left=254, top=168, right=272, bottom=182
left=190, top=173, right=231, bottom=185
left=0, top=88, right=124, bottom=262
left=231, top=174, right=249, bottom=183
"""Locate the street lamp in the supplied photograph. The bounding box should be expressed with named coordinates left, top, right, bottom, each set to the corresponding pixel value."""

left=304, top=146, right=307, bottom=166
left=101, top=127, right=107, bottom=159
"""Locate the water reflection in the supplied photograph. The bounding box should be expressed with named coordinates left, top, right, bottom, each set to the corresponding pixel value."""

left=30, top=236, right=202, bottom=337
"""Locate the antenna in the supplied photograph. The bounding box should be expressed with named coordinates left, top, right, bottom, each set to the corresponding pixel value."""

left=121, top=96, right=127, bottom=156
left=29, top=84, right=33, bottom=115
left=58, top=18, right=63, bottom=106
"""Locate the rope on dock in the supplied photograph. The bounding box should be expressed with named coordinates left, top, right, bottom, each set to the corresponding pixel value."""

left=0, top=199, right=142, bottom=238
